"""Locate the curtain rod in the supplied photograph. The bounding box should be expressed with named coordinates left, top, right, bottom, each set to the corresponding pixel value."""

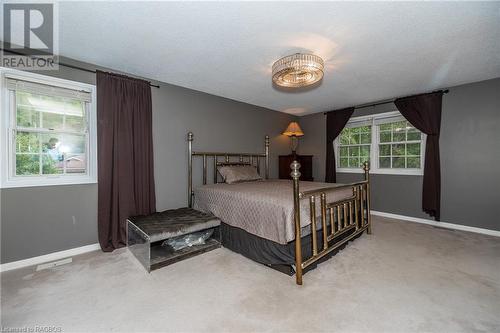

left=1, top=49, right=160, bottom=88
left=323, top=89, right=449, bottom=115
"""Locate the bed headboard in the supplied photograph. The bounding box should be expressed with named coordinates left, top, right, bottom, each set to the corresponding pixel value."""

left=187, top=132, right=270, bottom=207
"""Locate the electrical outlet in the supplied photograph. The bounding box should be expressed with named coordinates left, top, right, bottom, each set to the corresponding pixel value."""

left=36, top=258, right=72, bottom=271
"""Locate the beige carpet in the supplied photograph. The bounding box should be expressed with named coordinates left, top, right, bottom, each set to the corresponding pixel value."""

left=2, top=216, right=500, bottom=332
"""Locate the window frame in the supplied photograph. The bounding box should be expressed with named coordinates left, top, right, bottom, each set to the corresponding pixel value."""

left=337, top=119, right=372, bottom=169
left=0, top=67, right=97, bottom=188
left=334, top=111, right=426, bottom=176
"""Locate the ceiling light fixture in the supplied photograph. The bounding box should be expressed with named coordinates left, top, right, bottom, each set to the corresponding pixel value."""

left=272, top=53, right=324, bottom=88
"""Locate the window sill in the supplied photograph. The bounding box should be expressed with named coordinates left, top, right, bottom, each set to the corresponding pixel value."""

left=1, top=177, right=97, bottom=189
left=337, top=168, right=423, bottom=176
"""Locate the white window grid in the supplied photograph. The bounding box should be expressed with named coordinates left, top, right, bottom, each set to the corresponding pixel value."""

left=378, top=121, right=422, bottom=169
left=1, top=68, right=97, bottom=188
left=334, top=111, right=426, bottom=176
left=337, top=124, right=372, bottom=169
left=13, top=92, right=90, bottom=176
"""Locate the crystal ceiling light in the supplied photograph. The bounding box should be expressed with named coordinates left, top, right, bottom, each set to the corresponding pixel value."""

left=272, top=53, right=324, bottom=88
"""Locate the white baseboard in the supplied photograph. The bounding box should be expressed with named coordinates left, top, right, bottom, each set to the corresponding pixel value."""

left=0, top=243, right=100, bottom=272
left=371, top=211, right=500, bottom=237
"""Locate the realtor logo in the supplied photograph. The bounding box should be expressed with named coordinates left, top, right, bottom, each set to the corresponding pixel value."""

left=2, top=2, right=59, bottom=70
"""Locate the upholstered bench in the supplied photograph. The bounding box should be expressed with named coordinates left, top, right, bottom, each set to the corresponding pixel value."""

left=127, top=207, right=221, bottom=272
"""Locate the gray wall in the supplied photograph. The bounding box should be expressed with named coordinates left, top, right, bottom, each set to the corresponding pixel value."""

left=299, top=78, right=500, bottom=231
left=2, top=59, right=498, bottom=264
left=0, top=58, right=294, bottom=264
left=151, top=81, right=292, bottom=211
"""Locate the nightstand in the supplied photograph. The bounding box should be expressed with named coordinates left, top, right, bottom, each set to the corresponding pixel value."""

left=279, top=155, right=313, bottom=181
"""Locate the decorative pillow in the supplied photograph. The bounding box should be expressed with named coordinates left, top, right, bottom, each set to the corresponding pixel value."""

left=217, top=165, right=262, bottom=184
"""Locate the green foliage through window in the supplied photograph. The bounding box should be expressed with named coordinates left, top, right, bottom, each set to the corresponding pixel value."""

left=337, top=116, right=424, bottom=172
left=378, top=120, right=422, bottom=169
left=338, top=125, right=371, bottom=168
left=14, top=91, right=87, bottom=176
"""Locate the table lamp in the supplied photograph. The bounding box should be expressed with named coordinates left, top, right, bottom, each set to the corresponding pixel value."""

left=282, top=122, right=304, bottom=157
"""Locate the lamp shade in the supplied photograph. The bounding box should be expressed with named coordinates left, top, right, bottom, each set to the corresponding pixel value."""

left=283, top=122, right=304, bottom=137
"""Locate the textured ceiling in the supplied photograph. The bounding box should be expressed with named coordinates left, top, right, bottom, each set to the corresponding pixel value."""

left=58, top=2, right=500, bottom=115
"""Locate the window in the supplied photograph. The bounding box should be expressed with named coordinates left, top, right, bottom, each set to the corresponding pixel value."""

left=335, top=111, right=425, bottom=175
left=1, top=68, right=97, bottom=187
left=338, top=123, right=371, bottom=169
left=378, top=120, right=422, bottom=169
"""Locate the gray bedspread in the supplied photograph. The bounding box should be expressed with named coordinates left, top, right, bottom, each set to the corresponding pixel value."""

left=193, top=179, right=353, bottom=244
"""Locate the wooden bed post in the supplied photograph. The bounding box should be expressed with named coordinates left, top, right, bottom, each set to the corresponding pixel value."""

left=363, top=162, right=372, bottom=234
left=188, top=132, right=194, bottom=208
left=291, top=160, right=303, bottom=285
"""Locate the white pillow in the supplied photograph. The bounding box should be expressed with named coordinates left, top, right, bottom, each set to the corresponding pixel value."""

left=217, top=165, right=262, bottom=184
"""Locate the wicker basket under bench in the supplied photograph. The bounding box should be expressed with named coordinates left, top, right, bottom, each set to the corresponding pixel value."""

left=127, top=208, right=221, bottom=272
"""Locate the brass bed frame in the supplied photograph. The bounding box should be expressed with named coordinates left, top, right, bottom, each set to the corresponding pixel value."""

left=187, top=132, right=372, bottom=285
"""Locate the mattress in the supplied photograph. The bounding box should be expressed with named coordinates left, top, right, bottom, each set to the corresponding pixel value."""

left=193, top=179, right=353, bottom=244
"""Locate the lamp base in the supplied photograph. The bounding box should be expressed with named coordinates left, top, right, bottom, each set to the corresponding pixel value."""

left=290, top=136, right=299, bottom=156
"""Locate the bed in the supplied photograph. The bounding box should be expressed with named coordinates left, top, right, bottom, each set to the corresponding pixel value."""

left=187, top=132, right=372, bottom=285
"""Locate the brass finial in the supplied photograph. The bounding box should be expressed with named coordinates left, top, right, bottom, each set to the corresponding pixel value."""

left=290, top=160, right=301, bottom=179
left=265, top=135, right=270, bottom=147
left=188, top=132, right=193, bottom=141
left=363, top=161, right=370, bottom=172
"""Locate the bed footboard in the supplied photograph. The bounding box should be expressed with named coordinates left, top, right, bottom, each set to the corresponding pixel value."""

left=291, top=161, right=372, bottom=285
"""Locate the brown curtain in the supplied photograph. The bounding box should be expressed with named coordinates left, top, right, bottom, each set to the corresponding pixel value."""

left=325, top=107, right=355, bottom=183
left=394, top=91, right=444, bottom=221
left=97, top=71, right=156, bottom=252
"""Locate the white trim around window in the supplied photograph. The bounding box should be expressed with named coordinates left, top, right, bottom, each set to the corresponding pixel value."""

left=334, top=111, right=426, bottom=176
left=0, top=67, right=97, bottom=188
